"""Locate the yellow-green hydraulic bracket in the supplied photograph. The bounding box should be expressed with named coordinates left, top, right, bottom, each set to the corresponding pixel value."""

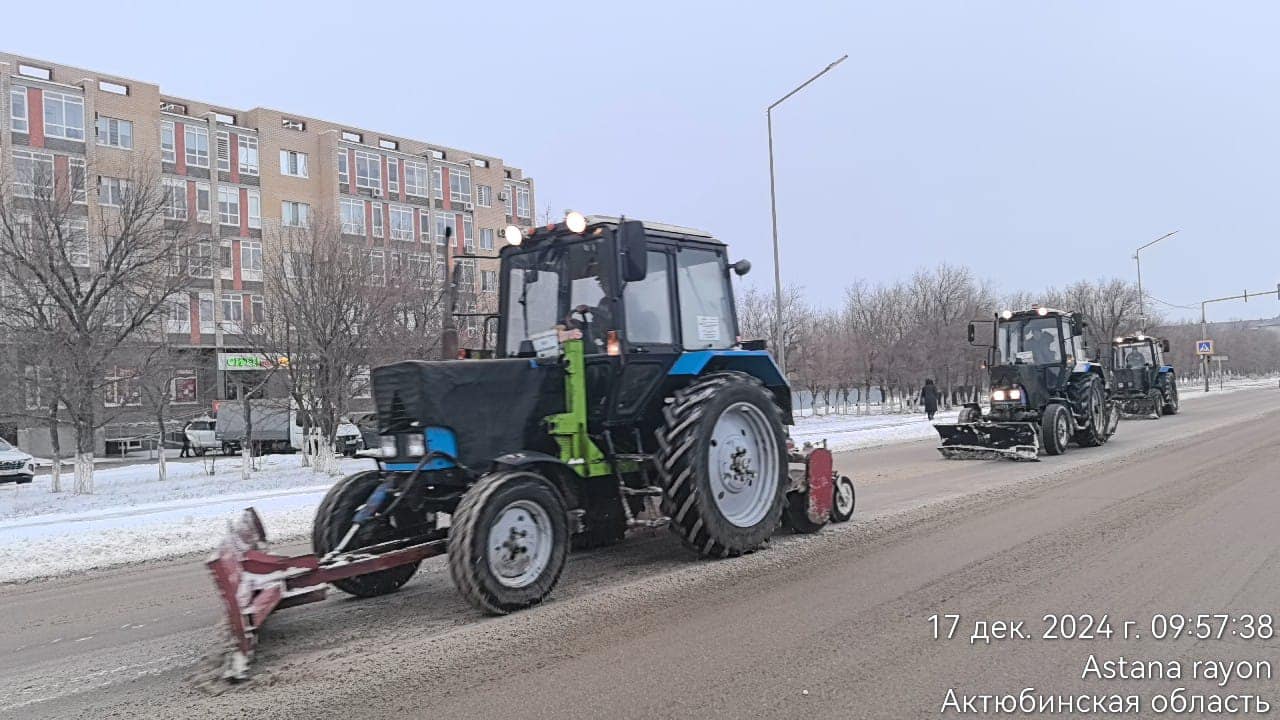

left=547, top=337, right=611, bottom=478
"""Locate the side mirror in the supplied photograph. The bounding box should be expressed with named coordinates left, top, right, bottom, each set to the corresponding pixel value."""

left=618, top=220, right=647, bottom=282
left=967, top=323, right=976, bottom=344
left=1161, top=339, right=1171, bottom=353
left=730, top=259, right=752, bottom=276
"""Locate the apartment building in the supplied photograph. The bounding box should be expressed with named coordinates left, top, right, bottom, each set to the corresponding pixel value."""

left=0, top=53, right=535, bottom=453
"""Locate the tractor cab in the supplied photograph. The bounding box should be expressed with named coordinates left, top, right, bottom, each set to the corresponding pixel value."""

left=973, top=306, right=1092, bottom=415
left=496, top=214, right=781, bottom=432
left=1110, top=334, right=1178, bottom=417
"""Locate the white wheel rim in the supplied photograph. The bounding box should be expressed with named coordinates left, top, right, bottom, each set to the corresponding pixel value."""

left=835, top=478, right=854, bottom=515
left=486, top=499, right=553, bottom=589
left=708, top=401, right=780, bottom=528
left=1056, top=411, right=1070, bottom=447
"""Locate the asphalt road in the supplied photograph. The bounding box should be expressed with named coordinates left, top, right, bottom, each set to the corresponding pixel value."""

left=3, top=389, right=1278, bottom=719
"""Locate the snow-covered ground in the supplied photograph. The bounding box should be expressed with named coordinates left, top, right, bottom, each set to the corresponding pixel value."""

left=0, top=375, right=1273, bottom=583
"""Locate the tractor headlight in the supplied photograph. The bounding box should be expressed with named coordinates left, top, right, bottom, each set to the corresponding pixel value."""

left=991, top=388, right=1022, bottom=402
left=379, top=436, right=398, bottom=458
left=405, top=433, right=427, bottom=458
left=992, top=389, right=1007, bottom=402
left=1007, top=388, right=1022, bottom=401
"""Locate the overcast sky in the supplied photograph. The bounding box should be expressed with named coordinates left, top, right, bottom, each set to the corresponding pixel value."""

left=9, top=0, right=1280, bottom=322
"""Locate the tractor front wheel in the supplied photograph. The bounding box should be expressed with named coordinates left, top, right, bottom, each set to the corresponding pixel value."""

left=657, top=372, right=788, bottom=558
left=313, top=471, right=421, bottom=598
left=448, top=471, right=569, bottom=615
left=1072, top=375, right=1109, bottom=447
left=1040, top=404, right=1071, bottom=456
left=1149, top=390, right=1164, bottom=419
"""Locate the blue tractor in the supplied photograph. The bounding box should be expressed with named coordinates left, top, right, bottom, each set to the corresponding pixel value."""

left=208, top=214, right=850, bottom=677
left=1110, top=333, right=1179, bottom=418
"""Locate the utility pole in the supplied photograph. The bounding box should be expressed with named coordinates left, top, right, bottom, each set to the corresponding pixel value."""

left=1133, top=231, right=1178, bottom=332
left=767, top=54, right=847, bottom=376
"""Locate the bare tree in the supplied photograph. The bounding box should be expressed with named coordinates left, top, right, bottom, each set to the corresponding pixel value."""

left=0, top=160, right=197, bottom=493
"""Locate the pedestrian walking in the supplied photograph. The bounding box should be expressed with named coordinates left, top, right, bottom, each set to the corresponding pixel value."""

left=920, top=379, right=940, bottom=421
left=180, top=421, right=192, bottom=458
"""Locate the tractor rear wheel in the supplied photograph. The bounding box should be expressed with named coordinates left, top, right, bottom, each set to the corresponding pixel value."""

left=1040, top=404, right=1071, bottom=456
left=657, top=372, right=787, bottom=558
left=448, top=470, right=569, bottom=615
left=831, top=475, right=856, bottom=523
left=1161, top=375, right=1180, bottom=415
left=313, top=471, right=421, bottom=598
left=1071, top=375, right=1109, bottom=447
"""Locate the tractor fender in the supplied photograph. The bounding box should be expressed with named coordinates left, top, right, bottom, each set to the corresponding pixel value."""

left=489, top=451, right=580, bottom=508
left=668, top=350, right=793, bottom=421
left=1158, top=365, right=1175, bottom=375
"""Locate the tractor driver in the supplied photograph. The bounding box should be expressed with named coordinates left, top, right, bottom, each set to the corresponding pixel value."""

left=1126, top=348, right=1148, bottom=368
left=1025, top=326, right=1060, bottom=365
left=564, top=252, right=615, bottom=352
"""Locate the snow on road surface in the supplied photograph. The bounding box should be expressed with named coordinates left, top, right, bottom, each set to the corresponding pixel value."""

left=0, top=375, right=1272, bottom=583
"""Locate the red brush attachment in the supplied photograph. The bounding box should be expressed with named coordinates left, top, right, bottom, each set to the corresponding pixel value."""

left=803, top=447, right=835, bottom=525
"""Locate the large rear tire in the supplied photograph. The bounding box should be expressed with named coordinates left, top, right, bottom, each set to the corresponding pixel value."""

left=1071, top=375, right=1109, bottom=447
left=1161, top=375, right=1180, bottom=415
left=313, top=471, right=421, bottom=598
left=1040, top=404, right=1071, bottom=456
left=657, top=372, right=787, bottom=558
left=448, top=471, right=569, bottom=615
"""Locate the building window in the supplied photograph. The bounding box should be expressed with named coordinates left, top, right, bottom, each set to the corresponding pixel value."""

left=98, top=80, right=128, bottom=96
left=431, top=165, right=443, bottom=199
left=398, top=159, right=426, bottom=197
left=12, top=150, right=53, bottom=197
left=250, top=294, right=264, bottom=323
left=241, top=240, right=263, bottom=277
left=282, top=200, right=310, bottom=228
left=104, top=368, right=141, bottom=407
left=279, top=150, right=308, bottom=178
left=481, top=269, right=496, bottom=293
left=341, top=130, right=362, bottom=143
left=160, top=120, right=175, bottom=163
left=340, top=198, right=365, bottom=235
left=213, top=112, right=236, bottom=125
left=221, top=292, right=244, bottom=330
left=185, top=125, right=210, bottom=167
left=419, top=209, right=432, bottom=243
left=171, top=369, right=198, bottom=404
left=160, top=101, right=187, bottom=114
left=199, top=291, right=215, bottom=331
left=476, top=184, right=492, bottom=208
left=435, top=212, right=457, bottom=245
left=43, top=91, right=85, bottom=140
left=449, top=167, right=472, bottom=204
left=389, top=205, right=414, bottom=241
left=196, top=182, right=211, bottom=222
left=218, top=186, right=240, bottom=226
left=503, top=183, right=514, bottom=215
left=371, top=202, right=384, bottom=238
left=462, top=215, right=474, bottom=252
left=163, top=178, right=187, bottom=219
left=515, top=184, right=531, bottom=219
left=67, top=220, right=89, bottom=267
left=368, top=250, right=385, bottom=283
left=247, top=189, right=261, bottom=228
left=98, top=176, right=130, bottom=207
left=379, top=138, right=398, bottom=150
left=95, top=116, right=133, bottom=149
left=10, top=87, right=29, bottom=133
left=215, top=131, right=231, bottom=172
left=281, top=117, right=305, bottom=131
left=337, top=150, right=349, bottom=186
left=387, top=158, right=399, bottom=193
left=355, top=150, right=382, bottom=191
left=69, top=157, right=86, bottom=204
left=479, top=227, right=495, bottom=251
left=166, top=298, right=191, bottom=335
left=238, top=135, right=259, bottom=176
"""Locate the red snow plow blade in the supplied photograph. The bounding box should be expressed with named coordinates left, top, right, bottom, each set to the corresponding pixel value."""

left=206, top=508, right=446, bottom=680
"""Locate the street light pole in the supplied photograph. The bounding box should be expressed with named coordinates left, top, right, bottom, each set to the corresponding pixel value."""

left=1196, top=285, right=1280, bottom=392
left=1133, top=230, right=1178, bottom=333
left=767, top=54, right=847, bottom=377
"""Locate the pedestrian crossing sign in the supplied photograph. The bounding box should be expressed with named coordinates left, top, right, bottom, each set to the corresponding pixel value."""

left=1196, top=340, right=1214, bottom=355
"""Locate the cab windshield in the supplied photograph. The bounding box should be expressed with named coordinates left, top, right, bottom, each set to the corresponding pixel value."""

left=1114, top=343, right=1154, bottom=368
left=997, top=317, right=1063, bottom=365
left=503, top=240, right=613, bottom=355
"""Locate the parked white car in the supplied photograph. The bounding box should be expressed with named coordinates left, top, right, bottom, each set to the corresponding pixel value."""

left=0, top=438, right=36, bottom=484
left=183, top=417, right=220, bottom=456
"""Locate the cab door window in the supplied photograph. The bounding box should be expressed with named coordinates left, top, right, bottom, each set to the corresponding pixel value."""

left=676, top=248, right=734, bottom=350
left=622, top=250, right=674, bottom=345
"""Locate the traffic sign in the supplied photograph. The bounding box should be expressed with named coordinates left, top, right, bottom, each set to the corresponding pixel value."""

left=1196, top=340, right=1214, bottom=355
